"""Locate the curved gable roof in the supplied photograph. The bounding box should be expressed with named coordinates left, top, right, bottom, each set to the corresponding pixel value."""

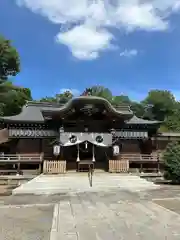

left=0, top=97, right=133, bottom=122
left=41, top=96, right=133, bottom=118
left=0, top=97, right=161, bottom=125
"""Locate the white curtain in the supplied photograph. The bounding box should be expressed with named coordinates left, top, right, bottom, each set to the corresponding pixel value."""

left=60, top=132, right=112, bottom=147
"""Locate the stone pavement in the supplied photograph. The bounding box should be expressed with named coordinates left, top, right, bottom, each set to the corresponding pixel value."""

left=51, top=192, right=180, bottom=240
left=0, top=204, right=54, bottom=240
left=12, top=173, right=159, bottom=195
left=0, top=175, right=180, bottom=239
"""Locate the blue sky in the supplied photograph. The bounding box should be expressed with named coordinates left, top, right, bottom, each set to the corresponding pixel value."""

left=1, top=0, right=180, bottom=101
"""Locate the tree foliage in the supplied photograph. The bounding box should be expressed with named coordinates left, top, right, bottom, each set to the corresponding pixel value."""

left=56, top=91, right=73, bottom=104
left=2, top=84, right=32, bottom=116
left=142, top=90, right=176, bottom=121
left=0, top=36, right=20, bottom=79
left=84, top=86, right=113, bottom=102
left=0, top=36, right=27, bottom=116
left=163, top=142, right=180, bottom=183
left=39, top=91, right=73, bottom=104
left=0, top=80, right=32, bottom=116
left=164, top=110, right=180, bottom=132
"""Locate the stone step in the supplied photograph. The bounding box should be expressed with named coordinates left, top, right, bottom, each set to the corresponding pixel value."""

left=12, top=174, right=160, bottom=195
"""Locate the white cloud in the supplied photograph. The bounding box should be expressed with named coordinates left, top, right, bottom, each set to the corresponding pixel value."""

left=120, top=49, right=138, bottom=57
left=16, top=0, right=180, bottom=60
left=59, top=88, right=80, bottom=96
left=56, top=24, right=114, bottom=60
left=115, top=3, right=168, bottom=31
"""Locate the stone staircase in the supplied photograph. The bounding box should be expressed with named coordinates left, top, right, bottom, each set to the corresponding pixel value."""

left=12, top=173, right=160, bottom=195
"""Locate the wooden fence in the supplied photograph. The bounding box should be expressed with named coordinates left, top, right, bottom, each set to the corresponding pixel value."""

left=43, top=160, right=66, bottom=174
left=109, top=160, right=129, bottom=173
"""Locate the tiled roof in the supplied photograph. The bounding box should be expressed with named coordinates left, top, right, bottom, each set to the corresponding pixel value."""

left=0, top=97, right=160, bottom=125
left=126, top=116, right=161, bottom=125
left=158, top=132, right=180, bottom=137
left=0, top=97, right=133, bottom=122
left=1, top=105, right=45, bottom=122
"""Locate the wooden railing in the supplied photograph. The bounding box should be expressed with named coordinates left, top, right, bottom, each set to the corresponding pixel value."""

left=109, top=153, right=163, bottom=173
left=119, top=153, right=163, bottom=162
left=0, top=153, right=44, bottom=175
left=0, top=153, right=43, bottom=162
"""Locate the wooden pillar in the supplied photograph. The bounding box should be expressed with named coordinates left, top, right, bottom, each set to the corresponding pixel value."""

left=17, top=155, right=21, bottom=175
left=14, top=139, right=20, bottom=154
left=39, top=162, right=42, bottom=174
left=140, top=163, right=143, bottom=173
left=40, top=139, right=43, bottom=174
left=154, top=133, right=161, bottom=173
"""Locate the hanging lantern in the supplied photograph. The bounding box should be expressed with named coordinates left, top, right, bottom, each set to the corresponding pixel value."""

left=59, top=127, right=64, bottom=133
left=113, top=145, right=119, bottom=156
left=53, top=145, right=60, bottom=156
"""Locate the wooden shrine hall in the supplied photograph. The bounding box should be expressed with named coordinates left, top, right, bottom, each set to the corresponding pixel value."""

left=0, top=96, right=176, bottom=174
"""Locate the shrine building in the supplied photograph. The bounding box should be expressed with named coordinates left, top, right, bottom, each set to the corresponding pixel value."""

left=0, top=96, right=177, bottom=174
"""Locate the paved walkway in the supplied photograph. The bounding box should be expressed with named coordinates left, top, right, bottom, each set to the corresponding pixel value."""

left=1, top=175, right=180, bottom=239
left=51, top=192, right=180, bottom=240
left=12, top=173, right=159, bottom=195
left=0, top=203, right=54, bottom=240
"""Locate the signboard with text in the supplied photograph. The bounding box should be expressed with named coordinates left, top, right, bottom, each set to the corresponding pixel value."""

left=9, top=129, right=58, bottom=138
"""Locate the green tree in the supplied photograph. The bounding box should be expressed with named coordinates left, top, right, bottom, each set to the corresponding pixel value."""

left=142, top=90, right=176, bottom=121
left=130, top=102, right=145, bottom=118
left=163, top=142, right=180, bottom=183
left=82, top=86, right=113, bottom=102
left=112, top=95, right=131, bottom=106
left=0, top=36, right=20, bottom=79
left=39, top=96, right=57, bottom=103
left=56, top=91, right=73, bottom=104
left=164, top=110, right=180, bottom=131
left=0, top=36, right=21, bottom=115
left=2, top=83, right=32, bottom=116
left=39, top=91, right=73, bottom=104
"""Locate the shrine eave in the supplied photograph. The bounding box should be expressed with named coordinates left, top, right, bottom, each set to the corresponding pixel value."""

left=0, top=105, right=45, bottom=123
left=41, top=96, right=134, bottom=118
left=126, top=116, right=162, bottom=125
left=0, top=97, right=134, bottom=123
left=0, top=97, right=162, bottom=125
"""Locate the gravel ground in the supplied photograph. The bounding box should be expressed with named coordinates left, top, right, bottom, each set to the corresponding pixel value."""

left=0, top=205, right=54, bottom=240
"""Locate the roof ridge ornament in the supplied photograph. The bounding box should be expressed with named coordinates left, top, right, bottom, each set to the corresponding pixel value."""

left=81, top=88, right=93, bottom=96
